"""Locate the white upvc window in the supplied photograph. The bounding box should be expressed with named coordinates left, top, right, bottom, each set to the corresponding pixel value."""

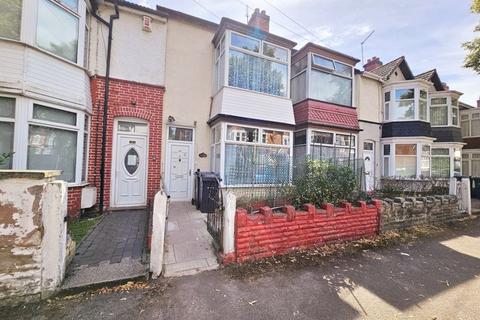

left=462, top=151, right=480, bottom=177
left=382, top=84, right=430, bottom=122
left=382, top=141, right=434, bottom=178
left=0, top=97, right=16, bottom=169
left=214, top=31, right=291, bottom=98
left=1, top=95, right=89, bottom=185
left=212, top=122, right=293, bottom=186
left=36, top=0, right=80, bottom=62
left=309, top=129, right=357, bottom=160
left=308, top=53, right=353, bottom=107
left=430, top=95, right=460, bottom=127
left=0, top=0, right=22, bottom=40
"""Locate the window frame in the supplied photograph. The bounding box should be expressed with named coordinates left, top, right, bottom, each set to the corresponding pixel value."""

left=0, top=0, right=23, bottom=41
left=0, top=97, right=17, bottom=169
left=35, top=0, right=80, bottom=63
left=382, top=84, right=431, bottom=123
left=308, top=52, right=354, bottom=107
left=308, top=129, right=357, bottom=161
left=429, top=95, right=461, bottom=128
left=381, top=140, right=435, bottom=179
left=220, top=30, right=291, bottom=98
left=214, top=122, right=293, bottom=187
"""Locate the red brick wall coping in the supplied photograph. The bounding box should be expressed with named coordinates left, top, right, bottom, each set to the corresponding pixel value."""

left=231, top=200, right=382, bottom=263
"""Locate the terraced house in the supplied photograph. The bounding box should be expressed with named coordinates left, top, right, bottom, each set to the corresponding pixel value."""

left=0, top=0, right=473, bottom=219
left=353, top=56, right=467, bottom=189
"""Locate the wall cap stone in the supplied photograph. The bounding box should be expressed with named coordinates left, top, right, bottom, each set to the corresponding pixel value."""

left=0, top=170, right=61, bottom=180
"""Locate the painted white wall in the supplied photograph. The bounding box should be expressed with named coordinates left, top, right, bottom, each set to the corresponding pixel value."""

left=355, top=74, right=382, bottom=123
left=211, top=87, right=295, bottom=125
left=222, top=191, right=236, bottom=256
left=89, top=4, right=167, bottom=86
left=0, top=0, right=91, bottom=111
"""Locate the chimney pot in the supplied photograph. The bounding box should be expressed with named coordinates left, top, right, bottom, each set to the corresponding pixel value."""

left=248, top=8, right=270, bottom=33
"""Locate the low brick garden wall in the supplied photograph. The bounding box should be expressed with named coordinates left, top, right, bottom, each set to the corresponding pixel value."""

left=381, top=195, right=466, bottom=232
left=233, top=201, right=382, bottom=263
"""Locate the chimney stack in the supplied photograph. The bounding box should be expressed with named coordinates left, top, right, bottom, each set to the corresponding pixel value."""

left=363, top=56, right=383, bottom=72
left=442, top=82, right=449, bottom=90
left=248, top=8, right=270, bottom=33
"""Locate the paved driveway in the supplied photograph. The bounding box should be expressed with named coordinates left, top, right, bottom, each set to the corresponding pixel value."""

left=4, top=219, right=480, bottom=320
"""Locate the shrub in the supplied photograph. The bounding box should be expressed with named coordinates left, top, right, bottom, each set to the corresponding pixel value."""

left=290, top=159, right=360, bottom=207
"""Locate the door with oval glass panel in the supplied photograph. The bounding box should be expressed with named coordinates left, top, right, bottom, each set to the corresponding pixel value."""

left=113, top=121, right=148, bottom=207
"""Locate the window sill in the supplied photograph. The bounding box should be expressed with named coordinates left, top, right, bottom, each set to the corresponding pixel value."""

left=67, top=182, right=90, bottom=188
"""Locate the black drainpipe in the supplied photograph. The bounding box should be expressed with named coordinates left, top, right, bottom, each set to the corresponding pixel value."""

left=91, top=1, right=119, bottom=214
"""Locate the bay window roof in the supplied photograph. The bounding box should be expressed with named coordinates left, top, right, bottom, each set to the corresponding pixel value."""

left=414, top=69, right=444, bottom=91
left=369, top=56, right=414, bottom=81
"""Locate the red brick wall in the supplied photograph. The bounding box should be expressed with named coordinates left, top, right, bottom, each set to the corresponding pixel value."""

left=233, top=201, right=381, bottom=263
left=67, top=186, right=83, bottom=220
left=89, top=76, right=165, bottom=210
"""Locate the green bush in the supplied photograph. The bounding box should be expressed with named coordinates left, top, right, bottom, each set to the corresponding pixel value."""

left=290, top=159, right=359, bottom=207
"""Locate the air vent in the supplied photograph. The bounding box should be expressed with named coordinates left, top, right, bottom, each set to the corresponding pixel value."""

left=142, top=16, right=152, bottom=32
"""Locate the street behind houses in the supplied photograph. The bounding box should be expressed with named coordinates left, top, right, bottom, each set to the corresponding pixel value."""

left=4, top=219, right=480, bottom=320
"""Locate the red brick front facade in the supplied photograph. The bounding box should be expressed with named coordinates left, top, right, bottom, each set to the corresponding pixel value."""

left=67, top=186, right=83, bottom=219
left=87, top=76, right=165, bottom=211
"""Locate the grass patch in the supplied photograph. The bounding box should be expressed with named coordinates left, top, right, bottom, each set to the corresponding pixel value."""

left=68, top=215, right=102, bottom=244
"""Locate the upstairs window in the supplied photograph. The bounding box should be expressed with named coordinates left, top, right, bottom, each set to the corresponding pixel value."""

left=393, top=89, right=415, bottom=120
left=430, top=97, right=448, bottom=126
left=419, top=90, right=428, bottom=121
left=0, top=0, right=22, bottom=40
left=309, top=54, right=353, bottom=107
left=36, top=0, right=79, bottom=62
left=228, top=32, right=289, bottom=97
left=384, top=92, right=390, bottom=121
left=451, top=97, right=459, bottom=126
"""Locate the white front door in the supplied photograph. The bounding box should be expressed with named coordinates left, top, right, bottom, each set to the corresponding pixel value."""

left=167, top=143, right=192, bottom=199
left=363, top=141, right=375, bottom=191
left=113, top=134, right=147, bottom=207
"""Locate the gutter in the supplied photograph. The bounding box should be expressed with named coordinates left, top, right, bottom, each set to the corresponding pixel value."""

left=90, top=0, right=119, bottom=214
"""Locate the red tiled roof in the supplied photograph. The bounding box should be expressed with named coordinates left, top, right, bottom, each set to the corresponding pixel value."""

left=294, top=100, right=360, bottom=130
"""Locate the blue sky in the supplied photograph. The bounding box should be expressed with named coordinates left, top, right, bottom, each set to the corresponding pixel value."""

left=136, top=0, right=480, bottom=106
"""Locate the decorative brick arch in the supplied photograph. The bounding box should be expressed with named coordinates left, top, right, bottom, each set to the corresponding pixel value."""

left=88, top=76, right=165, bottom=210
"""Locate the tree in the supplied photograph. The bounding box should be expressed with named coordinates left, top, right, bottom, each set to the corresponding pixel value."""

left=463, top=0, right=480, bottom=73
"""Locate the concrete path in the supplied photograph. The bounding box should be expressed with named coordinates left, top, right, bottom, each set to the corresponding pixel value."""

left=62, top=209, right=149, bottom=290
left=6, top=219, right=480, bottom=319
left=163, top=202, right=219, bottom=277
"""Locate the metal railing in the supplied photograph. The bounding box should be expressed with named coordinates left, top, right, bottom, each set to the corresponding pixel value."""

left=206, top=177, right=224, bottom=251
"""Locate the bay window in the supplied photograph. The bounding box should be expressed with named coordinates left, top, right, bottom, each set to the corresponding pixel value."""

left=310, top=130, right=356, bottom=160
left=430, top=95, right=461, bottom=127
left=395, top=144, right=416, bottom=177
left=0, top=0, right=22, bottom=40
left=220, top=124, right=291, bottom=185
left=0, top=97, right=15, bottom=169
left=383, top=86, right=430, bottom=122
left=36, top=0, right=79, bottom=62
left=382, top=142, right=435, bottom=178
left=310, top=54, right=353, bottom=107
left=226, top=32, right=289, bottom=97
left=27, top=104, right=79, bottom=182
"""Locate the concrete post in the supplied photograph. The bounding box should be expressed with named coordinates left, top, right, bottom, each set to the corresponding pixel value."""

left=462, top=177, right=472, bottom=215
left=449, top=177, right=457, bottom=195
left=150, top=190, right=168, bottom=278
left=222, top=191, right=236, bottom=256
